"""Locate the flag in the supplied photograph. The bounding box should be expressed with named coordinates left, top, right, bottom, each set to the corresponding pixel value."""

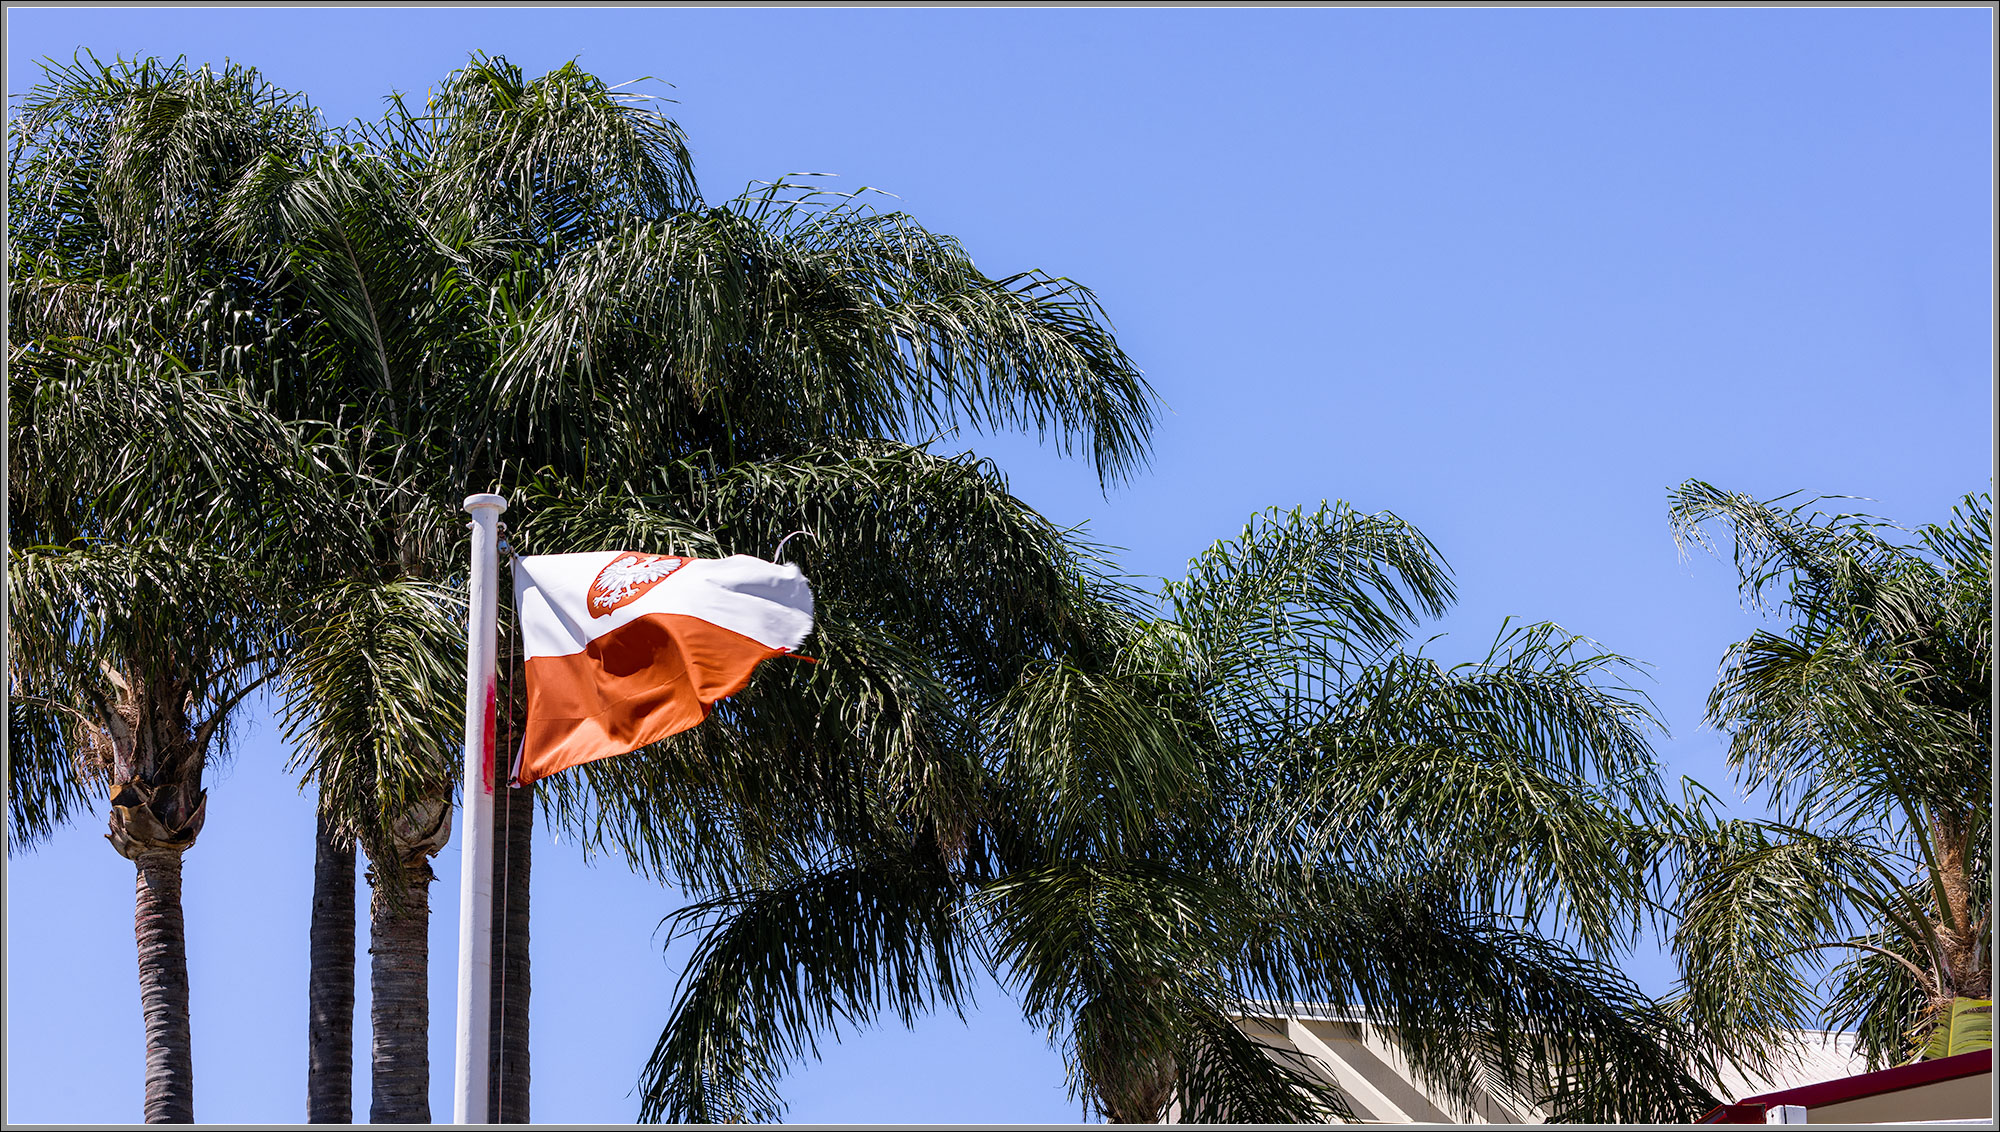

left=512, top=551, right=813, bottom=784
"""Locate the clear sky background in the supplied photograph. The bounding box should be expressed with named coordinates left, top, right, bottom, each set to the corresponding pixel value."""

left=5, top=5, right=1992, bottom=1125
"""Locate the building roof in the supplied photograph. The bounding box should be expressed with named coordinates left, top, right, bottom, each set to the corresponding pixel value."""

left=1229, top=1006, right=1873, bottom=1125
left=1709, top=1028, right=1869, bottom=1102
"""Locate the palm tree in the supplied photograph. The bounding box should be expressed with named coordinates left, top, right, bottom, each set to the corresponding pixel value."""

left=623, top=501, right=1721, bottom=1123
left=1663, top=482, right=1991, bottom=1070
left=9, top=546, right=286, bottom=1125
left=8, top=54, right=336, bottom=1123
left=5, top=52, right=426, bottom=1123
left=218, top=140, right=482, bottom=1119
left=279, top=575, right=465, bottom=1122
left=487, top=734, right=535, bottom=1123
left=7, top=359, right=348, bottom=1121
left=7, top=321, right=315, bottom=1124
left=9, top=540, right=284, bottom=1125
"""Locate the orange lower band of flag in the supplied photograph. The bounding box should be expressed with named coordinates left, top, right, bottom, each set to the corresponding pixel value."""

left=517, top=612, right=799, bottom=785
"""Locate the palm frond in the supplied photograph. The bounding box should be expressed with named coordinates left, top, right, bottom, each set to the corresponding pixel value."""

left=276, top=578, right=465, bottom=869
left=636, top=853, right=974, bottom=1124
left=1162, top=502, right=1454, bottom=746
left=1253, top=621, right=1663, bottom=957
left=411, top=53, right=700, bottom=249
left=7, top=686, right=97, bottom=852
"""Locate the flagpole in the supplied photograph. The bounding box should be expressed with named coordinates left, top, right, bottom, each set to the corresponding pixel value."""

left=454, top=493, right=507, bottom=1124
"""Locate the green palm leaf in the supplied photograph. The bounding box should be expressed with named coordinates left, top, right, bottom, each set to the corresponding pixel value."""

left=1919, top=997, right=1992, bottom=1060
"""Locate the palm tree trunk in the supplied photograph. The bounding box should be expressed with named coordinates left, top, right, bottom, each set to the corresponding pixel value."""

left=1933, top=814, right=1990, bottom=1000
left=1080, top=997, right=1178, bottom=1124
left=488, top=780, right=533, bottom=1123
left=133, top=846, right=195, bottom=1123
left=307, top=811, right=355, bottom=1123
left=367, top=857, right=435, bottom=1124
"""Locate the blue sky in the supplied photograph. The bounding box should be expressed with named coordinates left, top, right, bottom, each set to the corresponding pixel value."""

left=5, top=5, right=1992, bottom=1125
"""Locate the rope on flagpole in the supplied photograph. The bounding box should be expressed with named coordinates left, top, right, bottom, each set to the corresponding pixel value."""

left=772, top=529, right=818, bottom=563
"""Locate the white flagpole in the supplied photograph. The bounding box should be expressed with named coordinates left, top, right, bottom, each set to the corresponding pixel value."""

left=454, top=493, right=507, bottom=1124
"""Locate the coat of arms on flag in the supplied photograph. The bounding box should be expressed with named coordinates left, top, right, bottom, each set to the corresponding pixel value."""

left=511, top=552, right=814, bottom=784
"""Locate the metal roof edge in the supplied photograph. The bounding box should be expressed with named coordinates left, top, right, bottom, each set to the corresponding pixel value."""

left=1736, top=1048, right=1992, bottom=1110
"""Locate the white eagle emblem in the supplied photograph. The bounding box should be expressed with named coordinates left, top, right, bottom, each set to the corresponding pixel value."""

left=587, top=554, right=688, bottom=617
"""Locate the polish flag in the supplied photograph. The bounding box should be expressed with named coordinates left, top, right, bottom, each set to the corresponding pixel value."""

left=512, top=551, right=814, bottom=784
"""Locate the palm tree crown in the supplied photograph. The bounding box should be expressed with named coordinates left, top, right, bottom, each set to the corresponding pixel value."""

left=632, top=501, right=1722, bottom=1124
left=1664, top=481, right=1991, bottom=1070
